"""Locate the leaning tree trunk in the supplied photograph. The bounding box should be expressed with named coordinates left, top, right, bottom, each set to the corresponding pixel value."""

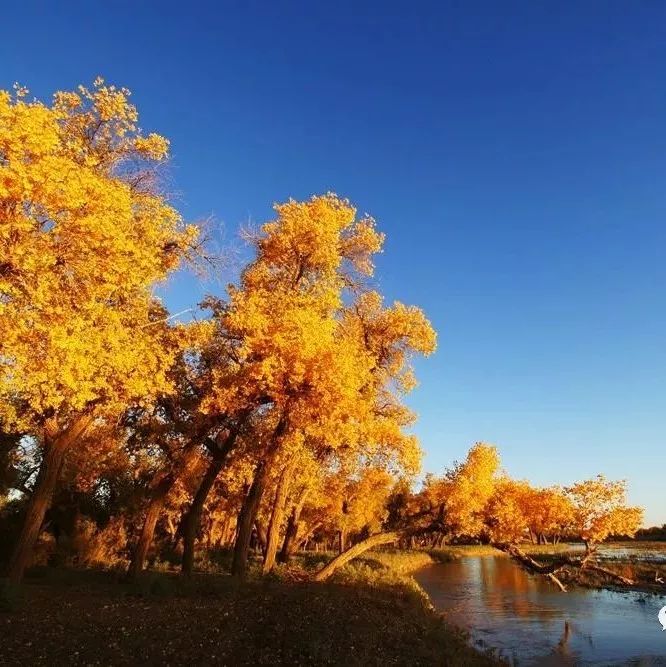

left=278, top=487, right=309, bottom=564
left=127, top=443, right=200, bottom=579
left=179, top=427, right=242, bottom=576
left=294, top=521, right=322, bottom=552
left=313, top=531, right=400, bottom=582
left=180, top=455, right=225, bottom=575
left=6, top=415, right=92, bottom=584
left=231, top=415, right=287, bottom=578
left=231, top=461, right=270, bottom=578
left=262, top=461, right=295, bottom=573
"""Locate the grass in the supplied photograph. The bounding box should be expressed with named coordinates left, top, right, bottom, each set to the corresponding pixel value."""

left=429, top=543, right=582, bottom=562
left=357, top=548, right=435, bottom=574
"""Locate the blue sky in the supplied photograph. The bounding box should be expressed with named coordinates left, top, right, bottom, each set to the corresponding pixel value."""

left=3, top=1, right=665, bottom=525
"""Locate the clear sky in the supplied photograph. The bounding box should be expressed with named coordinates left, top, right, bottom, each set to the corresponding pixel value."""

left=3, top=2, right=664, bottom=525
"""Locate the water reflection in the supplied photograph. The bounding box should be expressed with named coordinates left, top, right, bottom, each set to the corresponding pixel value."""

left=415, top=557, right=666, bottom=665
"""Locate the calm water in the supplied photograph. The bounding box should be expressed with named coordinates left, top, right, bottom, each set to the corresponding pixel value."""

left=415, top=557, right=666, bottom=666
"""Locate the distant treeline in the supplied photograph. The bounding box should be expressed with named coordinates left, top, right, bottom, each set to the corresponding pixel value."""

left=612, top=525, right=666, bottom=542
left=635, top=525, right=666, bottom=541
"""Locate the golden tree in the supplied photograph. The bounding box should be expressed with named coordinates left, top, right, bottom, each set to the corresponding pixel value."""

left=567, top=475, right=643, bottom=553
left=0, top=80, right=197, bottom=581
left=196, top=194, right=435, bottom=576
left=525, top=486, right=575, bottom=544
left=200, top=195, right=377, bottom=576
left=484, top=478, right=534, bottom=543
left=423, top=442, right=500, bottom=539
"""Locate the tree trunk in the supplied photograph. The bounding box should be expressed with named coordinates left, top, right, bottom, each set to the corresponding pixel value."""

left=224, top=516, right=236, bottom=547
left=278, top=487, right=309, bottom=563
left=313, top=532, right=399, bottom=582
left=128, top=443, right=200, bottom=579
left=262, top=461, right=295, bottom=574
left=584, top=563, right=634, bottom=585
left=231, top=461, right=270, bottom=578
left=231, top=414, right=287, bottom=578
left=255, top=518, right=267, bottom=554
left=180, top=455, right=225, bottom=575
left=493, top=542, right=570, bottom=591
left=180, top=424, right=244, bottom=575
left=295, top=521, right=322, bottom=551
left=6, top=416, right=92, bottom=583
left=338, top=529, right=346, bottom=554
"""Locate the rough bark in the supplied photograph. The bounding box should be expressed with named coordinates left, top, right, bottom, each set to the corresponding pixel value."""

left=231, top=414, right=287, bottom=579
left=180, top=454, right=225, bottom=575
left=6, top=415, right=92, bottom=583
left=128, top=443, right=200, bottom=579
left=231, top=461, right=270, bottom=578
left=262, top=461, right=295, bottom=573
left=278, top=487, right=309, bottom=563
left=313, top=532, right=400, bottom=582
left=179, top=425, right=242, bottom=575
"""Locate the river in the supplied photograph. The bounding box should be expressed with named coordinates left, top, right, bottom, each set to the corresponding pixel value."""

left=415, top=556, right=666, bottom=665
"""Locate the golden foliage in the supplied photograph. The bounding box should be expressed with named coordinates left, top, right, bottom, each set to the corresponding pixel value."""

left=567, top=475, right=643, bottom=545
left=0, top=79, right=197, bottom=432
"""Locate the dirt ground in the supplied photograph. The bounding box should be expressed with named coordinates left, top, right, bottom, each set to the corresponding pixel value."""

left=0, top=569, right=497, bottom=666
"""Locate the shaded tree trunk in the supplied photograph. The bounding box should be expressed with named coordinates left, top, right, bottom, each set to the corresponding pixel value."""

left=491, top=542, right=622, bottom=592
left=313, top=532, right=399, bottom=582
left=338, top=529, right=346, bottom=554
left=231, top=461, right=270, bottom=578
left=584, top=562, right=634, bottom=585
left=278, top=487, right=309, bottom=564
left=180, top=455, right=225, bottom=575
left=180, top=424, right=244, bottom=575
left=262, top=461, right=295, bottom=573
left=255, top=518, right=267, bottom=554
left=219, top=515, right=232, bottom=548
left=7, top=415, right=92, bottom=583
left=295, top=521, right=322, bottom=551
left=231, top=415, right=287, bottom=579
left=128, top=443, right=200, bottom=579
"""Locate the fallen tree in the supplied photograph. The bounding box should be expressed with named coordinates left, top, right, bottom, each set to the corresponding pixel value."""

left=313, top=531, right=400, bottom=581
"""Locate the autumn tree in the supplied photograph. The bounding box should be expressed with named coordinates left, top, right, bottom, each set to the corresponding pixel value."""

left=198, top=195, right=378, bottom=577
left=525, top=486, right=575, bottom=544
left=484, top=478, right=532, bottom=543
left=566, top=475, right=643, bottom=554
left=195, top=195, right=435, bottom=577
left=420, top=442, right=500, bottom=540
left=0, top=80, right=197, bottom=582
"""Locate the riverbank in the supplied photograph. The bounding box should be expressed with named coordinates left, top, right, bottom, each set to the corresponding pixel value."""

left=0, top=560, right=498, bottom=666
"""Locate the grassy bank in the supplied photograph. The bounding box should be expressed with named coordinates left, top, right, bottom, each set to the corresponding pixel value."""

left=429, top=543, right=580, bottom=561
left=0, top=557, right=499, bottom=666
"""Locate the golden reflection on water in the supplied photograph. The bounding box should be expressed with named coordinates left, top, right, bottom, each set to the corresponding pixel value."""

left=415, top=556, right=665, bottom=665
